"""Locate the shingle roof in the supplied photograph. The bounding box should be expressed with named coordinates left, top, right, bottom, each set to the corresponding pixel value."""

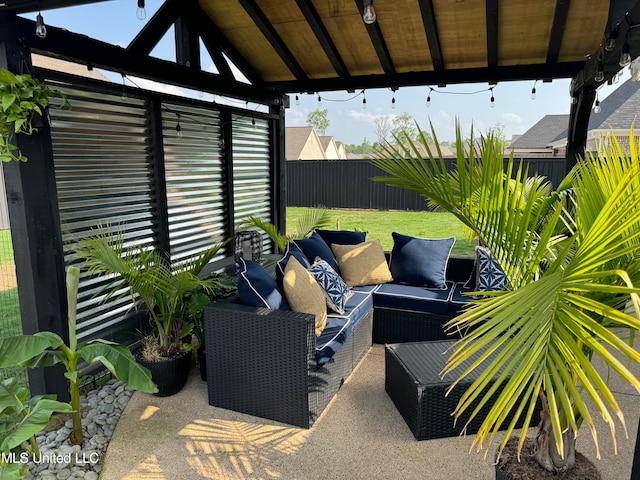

left=587, top=78, right=640, bottom=130
left=285, top=126, right=315, bottom=160
left=318, top=136, right=334, bottom=151
left=508, top=115, right=569, bottom=149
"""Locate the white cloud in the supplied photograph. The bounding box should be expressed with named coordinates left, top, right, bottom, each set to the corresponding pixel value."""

left=502, top=112, right=523, bottom=125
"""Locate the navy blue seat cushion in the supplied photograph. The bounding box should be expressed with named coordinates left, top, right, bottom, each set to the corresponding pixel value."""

left=237, top=258, right=290, bottom=310
left=315, top=291, right=372, bottom=368
left=315, top=229, right=366, bottom=247
left=373, top=282, right=454, bottom=315
left=389, top=232, right=455, bottom=289
left=275, top=242, right=310, bottom=281
left=293, top=231, right=341, bottom=275
left=449, top=282, right=475, bottom=315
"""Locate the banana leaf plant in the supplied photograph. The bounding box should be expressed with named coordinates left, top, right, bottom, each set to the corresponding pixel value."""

left=0, top=266, right=157, bottom=445
left=371, top=122, right=640, bottom=474
left=0, top=377, right=73, bottom=480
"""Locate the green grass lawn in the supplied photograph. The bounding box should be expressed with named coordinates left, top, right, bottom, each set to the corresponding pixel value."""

left=286, top=208, right=477, bottom=256
left=0, top=229, right=14, bottom=264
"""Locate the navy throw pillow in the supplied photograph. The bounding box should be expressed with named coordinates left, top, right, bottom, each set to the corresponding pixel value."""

left=315, top=229, right=366, bottom=247
left=476, top=246, right=508, bottom=292
left=275, top=242, right=311, bottom=281
left=237, top=258, right=290, bottom=310
left=293, top=231, right=341, bottom=275
left=389, top=232, right=455, bottom=289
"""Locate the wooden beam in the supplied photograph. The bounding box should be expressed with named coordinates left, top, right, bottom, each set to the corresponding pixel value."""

left=127, top=0, right=182, bottom=56
left=0, top=15, right=281, bottom=106
left=175, top=14, right=200, bottom=69
left=417, top=0, right=444, bottom=70
left=355, top=0, right=395, bottom=74
left=546, top=0, right=571, bottom=64
left=295, top=0, right=349, bottom=77
left=565, top=86, right=596, bottom=173
left=270, top=61, right=585, bottom=93
left=236, top=0, right=308, bottom=80
left=486, top=0, right=499, bottom=68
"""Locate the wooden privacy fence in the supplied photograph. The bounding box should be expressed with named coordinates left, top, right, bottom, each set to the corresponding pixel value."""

left=286, top=158, right=566, bottom=211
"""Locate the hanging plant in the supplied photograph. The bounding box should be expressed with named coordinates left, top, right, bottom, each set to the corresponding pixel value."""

left=0, top=68, right=70, bottom=162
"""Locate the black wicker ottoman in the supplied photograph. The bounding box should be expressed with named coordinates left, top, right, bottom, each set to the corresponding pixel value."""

left=385, top=340, right=538, bottom=441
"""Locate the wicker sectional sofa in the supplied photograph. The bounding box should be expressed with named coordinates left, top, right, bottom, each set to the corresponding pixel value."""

left=204, top=250, right=477, bottom=429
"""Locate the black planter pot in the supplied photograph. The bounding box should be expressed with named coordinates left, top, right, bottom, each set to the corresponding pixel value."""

left=197, top=347, right=207, bottom=381
left=137, top=349, right=192, bottom=397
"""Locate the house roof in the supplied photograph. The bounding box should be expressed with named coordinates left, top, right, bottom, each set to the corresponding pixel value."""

left=0, top=0, right=627, bottom=101
left=285, top=126, right=316, bottom=160
left=508, top=114, right=570, bottom=149
left=318, top=136, right=334, bottom=151
left=586, top=78, right=640, bottom=130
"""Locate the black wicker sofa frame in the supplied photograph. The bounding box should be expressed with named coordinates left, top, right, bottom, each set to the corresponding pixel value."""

left=203, top=254, right=475, bottom=429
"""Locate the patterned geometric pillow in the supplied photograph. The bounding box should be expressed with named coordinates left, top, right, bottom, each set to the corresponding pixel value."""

left=475, top=246, right=508, bottom=292
left=308, top=258, right=352, bottom=314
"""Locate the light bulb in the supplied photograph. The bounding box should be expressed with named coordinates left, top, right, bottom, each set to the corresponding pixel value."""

left=391, top=96, right=396, bottom=109
left=362, top=2, right=376, bottom=24
left=317, top=95, right=322, bottom=106
left=593, top=62, right=604, bottom=83
left=490, top=95, right=495, bottom=108
left=35, top=12, right=47, bottom=39
left=620, top=43, right=631, bottom=67
left=137, top=0, right=146, bottom=20
left=295, top=95, right=300, bottom=106
left=362, top=97, right=367, bottom=110
left=426, top=93, right=431, bottom=107
left=571, top=96, right=578, bottom=105
left=594, top=100, right=601, bottom=114
left=176, top=122, right=182, bottom=138
left=605, top=28, right=618, bottom=51
left=530, top=87, right=536, bottom=100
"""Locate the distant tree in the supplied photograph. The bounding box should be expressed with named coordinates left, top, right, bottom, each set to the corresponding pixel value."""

left=490, top=123, right=509, bottom=151
left=390, top=112, right=418, bottom=143
left=306, top=109, right=330, bottom=135
left=360, top=137, right=374, bottom=154
left=374, top=115, right=394, bottom=145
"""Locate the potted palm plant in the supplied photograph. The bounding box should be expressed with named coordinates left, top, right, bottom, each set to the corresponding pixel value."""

left=371, top=122, right=640, bottom=478
left=75, top=226, right=229, bottom=396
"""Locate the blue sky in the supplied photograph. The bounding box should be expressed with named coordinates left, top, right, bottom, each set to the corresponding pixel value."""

left=22, top=0, right=629, bottom=145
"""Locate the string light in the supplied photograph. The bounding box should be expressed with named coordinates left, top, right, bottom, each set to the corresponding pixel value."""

left=594, top=61, right=605, bottom=82
left=362, top=0, right=376, bottom=24
left=120, top=74, right=127, bottom=101
left=362, top=90, right=367, bottom=110
left=594, top=93, right=601, bottom=114
left=490, top=87, right=495, bottom=108
left=605, top=25, right=619, bottom=51
left=571, top=96, right=578, bottom=105
left=137, top=0, right=146, bottom=20
left=295, top=94, right=300, bottom=106
left=620, top=41, right=632, bottom=67
left=175, top=113, right=182, bottom=138
left=426, top=87, right=432, bottom=107
left=35, top=11, right=47, bottom=38
left=530, top=80, right=537, bottom=100
left=317, top=94, right=322, bottom=107
left=391, top=90, right=396, bottom=109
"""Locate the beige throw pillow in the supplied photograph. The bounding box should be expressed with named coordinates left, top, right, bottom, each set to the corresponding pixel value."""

left=331, top=240, right=393, bottom=287
left=283, top=256, right=328, bottom=336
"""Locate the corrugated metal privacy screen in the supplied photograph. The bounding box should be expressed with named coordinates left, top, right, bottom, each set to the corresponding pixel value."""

left=162, top=103, right=227, bottom=266
left=232, top=115, right=272, bottom=254
left=47, top=83, right=274, bottom=344
left=50, top=86, right=154, bottom=343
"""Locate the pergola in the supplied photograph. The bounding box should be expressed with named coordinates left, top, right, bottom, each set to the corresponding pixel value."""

left=1, top=0, right=639, bottom=397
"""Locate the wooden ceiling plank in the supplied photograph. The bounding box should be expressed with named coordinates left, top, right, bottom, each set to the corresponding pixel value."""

left=127, top=0, right=183, bottom=56
left=486, top=0, right=499, bottom=68
left=295, top=0, right=348, bottom=77
left=236, top=0, right=308, bottom=80
left=547, top=0, right=572, bottom=63
left=354, top=0, right=395, bottom=74
left=418, top=0, right=444, bottom=70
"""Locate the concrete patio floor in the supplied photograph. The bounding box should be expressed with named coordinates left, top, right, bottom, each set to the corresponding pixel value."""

left=101, top=344, right=639, bottom=480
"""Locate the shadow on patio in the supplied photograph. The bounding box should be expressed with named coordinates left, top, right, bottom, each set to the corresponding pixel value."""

left=101, top=345, right=639, bottom=480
